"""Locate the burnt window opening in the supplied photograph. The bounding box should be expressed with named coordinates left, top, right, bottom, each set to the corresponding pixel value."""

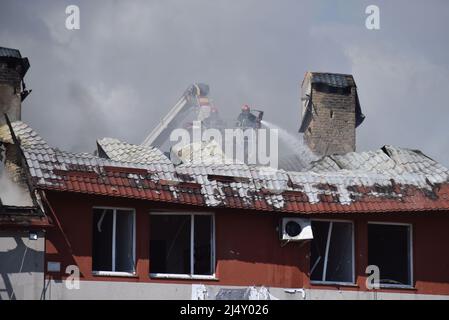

left=330, top=110, right=334, bottom=119
left=150, top=213, right=214, bottom=276
left=310, top=221, right=354, bottom=283
left=368, top=223, right=412, bottom=286
left=308, top=127, right=312, bottom=135
left=92, top=208, right=135, bottom=273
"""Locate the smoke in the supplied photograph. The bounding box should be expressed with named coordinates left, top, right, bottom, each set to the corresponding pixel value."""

left=261, top=120, right=318, bottom=169
left=1, top=0, right=448, bottom=168
left=0, top=154, right=33, bottom=207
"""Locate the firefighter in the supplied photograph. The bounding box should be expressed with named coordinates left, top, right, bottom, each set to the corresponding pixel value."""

left=236, top=104, right=258, bottom=128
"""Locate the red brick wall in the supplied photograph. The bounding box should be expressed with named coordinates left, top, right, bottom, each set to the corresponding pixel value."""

left=44, top=191, right=449, bottom=295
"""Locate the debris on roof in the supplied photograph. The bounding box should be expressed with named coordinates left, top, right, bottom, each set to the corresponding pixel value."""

left=97, top=137, right=172, bottom=165
left=170, top=140, right=234, bottom=166
left=6, top=120, right=448, bottom=214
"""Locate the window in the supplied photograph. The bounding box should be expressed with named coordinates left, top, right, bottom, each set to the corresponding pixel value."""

left=92, top=208, right=135, bottom=274
left=150, top=213, right=214, bottom=278
left=310, top=220, right=354, bottom=284
left=368, top=223, right=412, bottom=287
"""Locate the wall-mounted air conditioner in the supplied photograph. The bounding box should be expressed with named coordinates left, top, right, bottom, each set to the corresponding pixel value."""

left=280, top=218, right=313, bottom=241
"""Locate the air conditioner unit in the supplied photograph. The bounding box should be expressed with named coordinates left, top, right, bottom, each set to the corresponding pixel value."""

left=280, top=218, right=313, bottom=241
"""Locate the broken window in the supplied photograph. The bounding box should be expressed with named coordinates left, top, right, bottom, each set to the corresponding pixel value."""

left=368, top=223, right=412, bottom=286
left=310, top=220, right=354, bottom=283
left=92, top=208, right=135, bottom=273
left=150, top=213, right=214, bottom=276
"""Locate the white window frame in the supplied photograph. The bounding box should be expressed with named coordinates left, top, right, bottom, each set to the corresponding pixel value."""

left=92, top=206, right=136, bottom=277
left=149, top=211, right=216, bottom=280
left=310, top=219, right=356, bottom=286
left=367, top=221, right=414, bottom=289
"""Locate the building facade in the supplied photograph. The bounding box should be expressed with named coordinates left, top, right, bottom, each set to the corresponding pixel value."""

left=1, top=47, right=449, bottom=300
left=42, top=191, right=449, bottom=299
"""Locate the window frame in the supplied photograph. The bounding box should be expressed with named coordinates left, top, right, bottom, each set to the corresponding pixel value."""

left=149, top=211, right=216, bottom=280
left=309, top=218, right=356, bottom=286
left=367, top=221, right=414, bottom=289
left=91, top=206, right=137, bottom=277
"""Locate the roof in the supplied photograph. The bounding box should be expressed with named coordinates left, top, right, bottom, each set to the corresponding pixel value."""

left=0, top=121, right=50, bottom=227
left=0, top=121, right=50, bottom=149
left=8, top=121, right=449, bottom=214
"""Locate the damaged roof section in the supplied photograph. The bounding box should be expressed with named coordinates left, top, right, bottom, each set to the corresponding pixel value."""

left=0, top=121, right=50, bottom=149
left=0, top=121, right=49, bottom=227
left=97, top=137, right=172, bottom=166
left=8, top=121, right=449, bottom=214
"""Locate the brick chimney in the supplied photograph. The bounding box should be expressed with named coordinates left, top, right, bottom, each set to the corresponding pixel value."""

left=0, top=47, right=30, bottom=127
left=299, top=72, right=365, bottom=156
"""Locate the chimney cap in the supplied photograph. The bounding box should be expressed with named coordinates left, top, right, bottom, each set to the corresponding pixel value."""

left=0, top=46, right=22, bottom=59
left=0, top=46, right=30, bottom=78
left=303, top=72, right=356, bottom=89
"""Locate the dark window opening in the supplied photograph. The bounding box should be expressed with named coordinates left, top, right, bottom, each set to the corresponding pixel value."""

left=115, top=210, right=135, bottom=272
left=150, top=214, right=214, bottom=276
left=310, top=221, right=353, bottom=283
left=330, top=110, right=334, bottom=119
left=194, top=215, right=213, bottom=275
left=368, top=224, right=412, bottom=286
left=92, top=209, right=113, bottom=271
left=92, top=208, right=135, bottom=273
left=150, top=215, right=191, bottom=274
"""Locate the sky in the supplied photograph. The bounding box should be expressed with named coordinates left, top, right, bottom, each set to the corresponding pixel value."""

left=1, top=0, right=448, bottom=167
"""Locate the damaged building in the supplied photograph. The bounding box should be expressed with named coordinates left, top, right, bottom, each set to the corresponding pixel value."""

left=1, top=46, right=449, bottom=300
left=0, top=47, right=50, bottom=299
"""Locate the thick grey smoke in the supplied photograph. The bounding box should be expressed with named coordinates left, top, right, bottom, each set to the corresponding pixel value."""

left=0, top=166, right=33, bottom=207
left=0, top=0, right=448, bottom=166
